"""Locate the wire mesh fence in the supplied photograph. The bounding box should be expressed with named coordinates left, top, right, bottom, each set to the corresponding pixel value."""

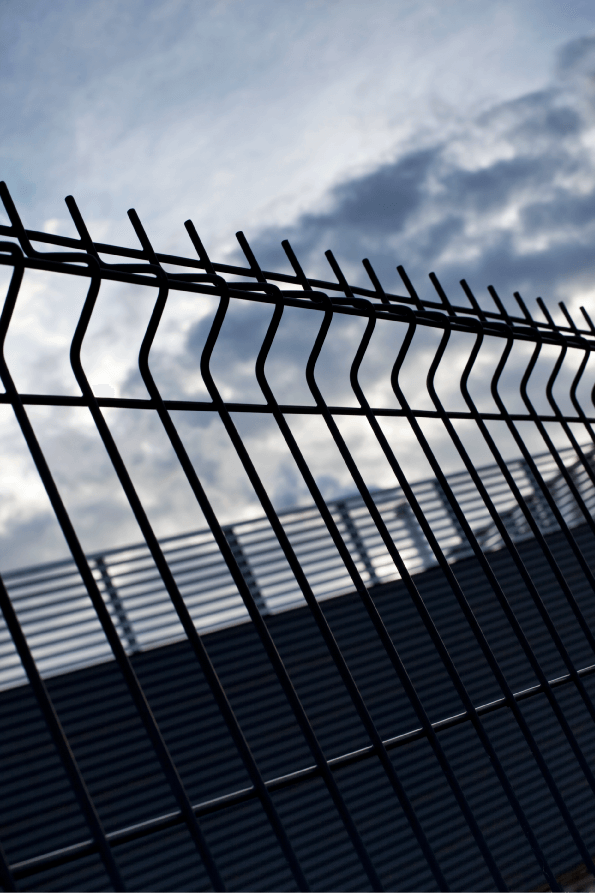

left=2, top=445, right=594, bottom=691
left=1, top=180, right=595, bottom=891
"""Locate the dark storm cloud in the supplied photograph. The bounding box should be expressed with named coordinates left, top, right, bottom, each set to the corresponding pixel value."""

left=557, top=33, right=595, bottom=74
left=239, top=34, right=595, bottom=317
left=7, top=21, right=595, bottom=570
left=248, top=147, right=441, bottom=281
left=168, top=31, right=595, bottom=470
left=306, top=148, right=440, bottom=236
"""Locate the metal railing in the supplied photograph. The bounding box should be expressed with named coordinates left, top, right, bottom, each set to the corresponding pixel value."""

left=2, top=444, right=594, bottom=691
left=1, top=179, right=595, bottom=891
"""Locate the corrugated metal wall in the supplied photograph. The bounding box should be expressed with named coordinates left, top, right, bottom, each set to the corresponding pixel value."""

left=3, top=522, right=595, bottom=891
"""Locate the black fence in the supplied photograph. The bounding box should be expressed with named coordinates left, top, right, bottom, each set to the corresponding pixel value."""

left=2, top=445, right=594, bottom=692
left=1, top=180, right=595, bottom=891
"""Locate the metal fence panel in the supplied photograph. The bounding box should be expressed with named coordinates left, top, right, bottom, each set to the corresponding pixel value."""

left=1, top=182, right=595, bottom=891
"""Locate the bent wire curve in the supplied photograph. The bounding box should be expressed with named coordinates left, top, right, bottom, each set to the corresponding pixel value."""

left=289, top=247, right=510, bottom=891
left=195, top=231, right=385, bottom=892
left=125, top=214, right=315, bottom=893
left=509, top=295, right=595, bottom=609
left=537, top=298, right=595, bottom=530
left=65, top=212, right=226, bottom=891
left=423, top=280, right=595, bottom=881
left=0, top=243, right=126, bottom=891
left=252, top=244, right=449, bottom=891
left=134, top=216, right=321, bottom=893
left=390, top=296, right=575, bottom=889
left=3, top=180, right=595, bottom=891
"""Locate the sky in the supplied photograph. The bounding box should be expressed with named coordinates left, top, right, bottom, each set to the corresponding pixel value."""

left=2, top=0, right=595, bottom=570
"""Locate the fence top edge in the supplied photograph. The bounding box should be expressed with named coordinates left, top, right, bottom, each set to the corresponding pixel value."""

left=0, top=224, right=592, bottom=342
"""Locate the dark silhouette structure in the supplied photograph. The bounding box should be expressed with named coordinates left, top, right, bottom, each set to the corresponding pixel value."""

left=1, top=181, right=595, bottom=891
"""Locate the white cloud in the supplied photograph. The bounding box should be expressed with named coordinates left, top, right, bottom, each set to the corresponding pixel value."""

left=3, top=4, right=595, bottom=571
left=3, top=0, right=595, bottom=247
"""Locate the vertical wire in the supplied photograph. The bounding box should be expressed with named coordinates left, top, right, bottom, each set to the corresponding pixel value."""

left=327, top=255, right=595, bottom=882
left=0, top=245, right=225, bottom=892
left=186, top=235, right=385, bottom=892
left=445, top=298, right=595, bottom=728
left=235, top=240, right=449, bottom=890
left=517, top=293, right=595, bottom=540
left=3, top=179, right=594, bottom=891
left=361, top=258, right=390, bottom=304
left=520, top=297, right=595, bottom=541
left=285, top=247, right=565, bottom=890
left=486, top=299, right=595, bottom=660
left=0, top=573, right=126, bottom=891
left=111, top=209, right=313, bottom=892
left=282, top=244, right=518, bottom=890
left=564, top=303, right=595, bottom=480
left=396, top=265, right=424, bottom=311
left=412, top=298, right=595, bottom=876
left=428, top=272, right=456, bottom=315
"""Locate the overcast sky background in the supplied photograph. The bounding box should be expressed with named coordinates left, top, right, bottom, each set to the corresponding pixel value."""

left=3, top=0, right=595, bottom=570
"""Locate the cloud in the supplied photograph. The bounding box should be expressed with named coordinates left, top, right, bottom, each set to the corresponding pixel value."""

left=242, top=35, right=595, bottom=323
left=2, top=0, right=594, bottom=250
left=4, top=23, right=595, bottom=571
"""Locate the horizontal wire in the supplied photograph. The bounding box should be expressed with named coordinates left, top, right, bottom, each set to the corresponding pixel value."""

left=3, top=208, right=595, bottom=888
left=1, top=392, right=594, bottom=423
left=0, top=238, right=593, bottom=344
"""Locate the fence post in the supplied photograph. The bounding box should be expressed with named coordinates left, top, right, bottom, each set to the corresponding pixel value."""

left=395, top=500, right=436, bottom=570
left=223, top=526, right=268, bottom=615
left=520, top=459, right=558, bottom=533
left=94, top=556, right=138, bottom=652
left=432, top=481, right=469, bottom=558
left=336, top=501, right=380, bottom=586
